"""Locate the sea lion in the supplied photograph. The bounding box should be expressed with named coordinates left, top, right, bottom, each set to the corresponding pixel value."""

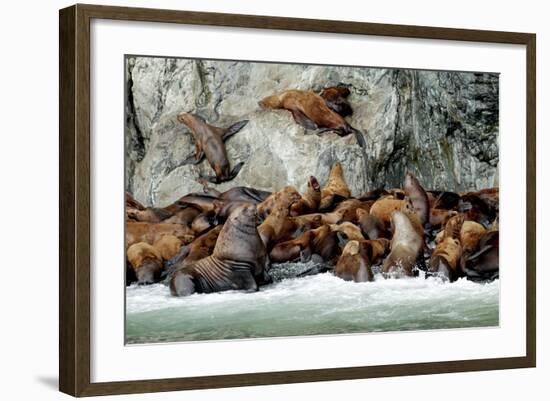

left=191, top=211, right=219, bottom=235
left=290, top=176, right=321, bottom=216
left=152, top=235, right=183, bottom=261
left=429, top=237, right=463, bottom=281
left=361, top=238, right=391, bottom=265
left=356, top=209, right=389, bottom=239
left=169, top=204, right=270, bottom=296
left=429, top=209, right=458, bottom=227
left=320, top=162, right=351, bottom=210
left=173, top=193, right=219, bottom=213
left=333, top=199, right=370, bottom=222
left=369, top=197, right=405, bottom=230
left=125, top=222, right=195, bottom=248
left=219, top=186, right=271, bottom=204
left=382, top=209, right=424, bottom=277
left=429, top=191, right=461, bottom=210
left=329, top=222, right=365, bottom=243
left=403, top=171, right=430, bottom=226
left=319, top=86, right=353, bottom=117
left=257, top=204, right=296, bottom=248
left=177, top=112, right=248, bottom=183
left=462, top=229, right=499, bottom=280
left=257, top=186, right=302, bottom=219
left=269, top=229, right=316, bottom=263
left=127, top=242, right=163, bottom=285
left=126, top=207, right=174, bottom=223
left=359, top=188, right=391, bottom=201
left=335, top=240, right=373, bottom=282
left=258, top=89, right=365, bottom=147
left=162, top=205, right=202, bottom=226
left=308, top=224, right=341, bottom=262
left=291, top=209, right=347, bottom=229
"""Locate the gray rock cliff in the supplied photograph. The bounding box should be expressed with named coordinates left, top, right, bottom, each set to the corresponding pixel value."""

left=125, top=57, right=499, bottom=207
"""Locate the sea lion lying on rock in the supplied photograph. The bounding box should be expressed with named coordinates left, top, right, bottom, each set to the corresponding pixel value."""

left=170, top=204, right=271, bottom=296
left=126, top=222, right=195, bottom=248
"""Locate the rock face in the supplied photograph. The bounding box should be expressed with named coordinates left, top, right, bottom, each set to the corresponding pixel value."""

left=125, top=56, right=499, bottom=207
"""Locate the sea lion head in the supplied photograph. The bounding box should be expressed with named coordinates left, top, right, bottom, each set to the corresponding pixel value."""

left=308, top=176, right=321, bottom=192
left=229, top=202, right=260, bottom=227
left=342, top=240, right=360, bottom=256
left=177, top=112, right=205, bottom=126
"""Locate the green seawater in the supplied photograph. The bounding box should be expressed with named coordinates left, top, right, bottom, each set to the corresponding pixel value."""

left=125, top=263, right=499, bottom=344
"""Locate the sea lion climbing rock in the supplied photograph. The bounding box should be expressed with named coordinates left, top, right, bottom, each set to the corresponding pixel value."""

left=335, top=240, right=373, bottom=283
left=320, top=162, right=351, bottom=210
left=170, top=204, right=270, bottom=296
left=320, top=86, right=353, bottom=117
left=177, top=112, right=248, bottom=183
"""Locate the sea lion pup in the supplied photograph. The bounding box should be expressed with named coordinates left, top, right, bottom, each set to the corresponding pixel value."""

left=319, top=86, right=353, bottom=117
left=126, top=207, right=174, bottom=223
left=428, top=215, right=464, bottom=281
left=335, top=240, right=373, bottom=282
left=290, top=176, right=321, bottom=216
left=257, top=186, right=302, bottom=219
left=320, top=162, right=352, bottom=210
left=258, top=89, right=366, bottom=148
left=369, top=197, right=405, bottom=231
left=257, top=204, right=296, bottom=248
left=126, top=192, right=145, bottom=210
left=403, top=171, right=430, bottom=226
left=356, top=209, right=389, bottom=239
left=126, top=222, right=195, bottom=248
left=162, top=205, right=202, bottom=226
left=177, top=112, right=248, bottom=183
left=153, top=235, right=183, bottom=261
left=127, top=242, right=163, bottom=285
left=170, top=204, right=270, bottom=296
left=330, top=222, right=365, bottom=243
left=382, top=208, right=424, bottom=278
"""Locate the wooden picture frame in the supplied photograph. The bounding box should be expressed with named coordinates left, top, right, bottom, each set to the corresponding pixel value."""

left=59, top=3, right=536, bottom=397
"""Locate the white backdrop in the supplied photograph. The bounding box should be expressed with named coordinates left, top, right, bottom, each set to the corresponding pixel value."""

left=0, top=0, right=546, bottom=400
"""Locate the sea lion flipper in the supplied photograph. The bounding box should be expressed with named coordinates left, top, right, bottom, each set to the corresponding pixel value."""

left=291, top=109, right=318, bottom=130
left=228, top=162, right=245, bottom=181
left=223, top=120, right=249, bottom=141
left=351, top=128, right=366, bottom=148
left=201, top=162, right=244, bottom=184
left=180, top=151, right=205, bottom=166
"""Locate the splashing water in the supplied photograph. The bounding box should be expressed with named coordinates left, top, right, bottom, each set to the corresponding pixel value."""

left=125, top=261, right=499, bottom=344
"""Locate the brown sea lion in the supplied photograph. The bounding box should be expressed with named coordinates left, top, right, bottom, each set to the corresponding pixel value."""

left=291, top=209, right=347, bottom=228
left=191, top=211, right=219, bottom=235
left=429, top=237, right=463, bottom=281
left=403, top=171, right=430, bottom=226
left=257, top=186, right=302, bottom=219
left=126, top=207, right=174, bottom=223
left=335, top=240, right=373, bottom=282
left=126, top=222, right=194, bottom=248
left=308, top=224, right=341, bottom=262
left=356, top=209, right=389, bottom=239
left=177, top=112, right=248, bottom=183
left=290, top=176, right=321, bottom=216
left=259, top=89, right=365, bottom=147
left=269, top=229, right=316, bottom=263
left=152, top=235, right=183, bottom=261
left=359, top=188, right=391, bottom=201
left=429, top=209, right=458, bottom=227
left=333, top=199, right=369, bottom=222
left=429, top=191, right=461, bottom=210
left=361, top=238, right=391, bottom=265
left=369, top=197, right=405, bottom=230
left=319, top=86, right=353, bottom=117
left=329, top=222, right=365, bottom=242
left=162, top=205, right=202, bottom=226
left=257, top=204, right=296, bottom=248
left=320, top=162, right=351, bottom=210
left=127, top=242, right=163, bottom=285
left=173, top=193, right=219, bottom=213
left=169, top=204, right=270, bottom=296
left=462, top=230, right=499, bottom=280
left=382, top=209, right=424, bottom=277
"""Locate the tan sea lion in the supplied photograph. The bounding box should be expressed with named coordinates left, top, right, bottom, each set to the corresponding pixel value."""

left=190, top=211, right=219, bottom=235
left=429, top=237, right=463, bottom=281
left=329, top=222, right=364, bottom=242
left=369, top=197, right=405, bottom=230
left=403, top=171, right=430, bottom=226
left=126, top=207, right=174, bottom=223
left=125, top=222, right=194, bottom=248
left=259, top=89, right=365, bottom=147
left=152, top=235, right=183, bottom=261
left=162, top=205, right=202, bottom=226
left=170, top=204, right=270, bottom=296
left=257, top=204, right=296, bottom=248
left=335, top=240, right=373, bottom=282
left=429, top=209, right=459, bottom=227
left=458, top=221, right=488, bottom=268
left=382, top=209, right=424, bottom=277
left=127, top=242, right=163, bottom=285
left=320, top=162, right=351, bottom=210
left=177, top=112, right=248, bottom=183
left=125, top=192, right=145, bottom=210
left=361, top=238, right=391, bottom=265
left=319, top=86, right=353, bottom=117
left=257, top=186, right=302, bottom=219
left=356, top=209, right=389, bottom=239
left=290, top=176, right=321, bottom=216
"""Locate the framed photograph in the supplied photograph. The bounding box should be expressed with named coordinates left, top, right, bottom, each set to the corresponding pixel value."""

left=59, top=4, right=536, bottom=397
